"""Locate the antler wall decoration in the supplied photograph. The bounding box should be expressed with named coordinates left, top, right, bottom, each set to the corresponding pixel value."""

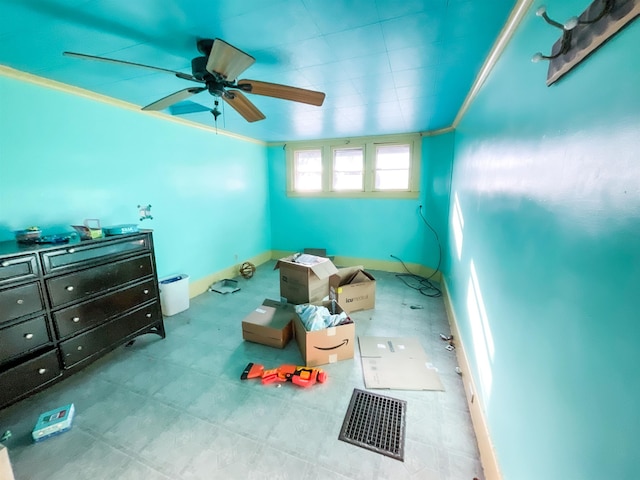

left=532, top=0, right=640, bottom=85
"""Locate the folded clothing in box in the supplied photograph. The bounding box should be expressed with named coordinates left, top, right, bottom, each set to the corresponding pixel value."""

left=293, top=300, right=355, bottom=367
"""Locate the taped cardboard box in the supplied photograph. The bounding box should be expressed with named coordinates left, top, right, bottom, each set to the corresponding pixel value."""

left=0, top=444, right=16, bottom=480
left=274, top=254, right=338, bottom=304
left=241, top=299, right=295, bottom=348
left=329, top=266, right=376, bottom=313
left=293, top=300, right=355, bottom=367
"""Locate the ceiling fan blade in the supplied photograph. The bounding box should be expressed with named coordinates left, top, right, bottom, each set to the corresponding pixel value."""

left=63, top=51, right=203, bottom=83
left=237, top=79, right=325, bottom=106
left=142, top=87, right=207, bottom=111
left=223, top=90, right=266, bottom=122
left=206, top=39, right=255, bottom=81
left=169, top=101, right=212, bottom=116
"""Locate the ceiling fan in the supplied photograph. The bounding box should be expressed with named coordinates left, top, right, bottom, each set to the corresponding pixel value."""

left=63, top=38, right=326, bottom=123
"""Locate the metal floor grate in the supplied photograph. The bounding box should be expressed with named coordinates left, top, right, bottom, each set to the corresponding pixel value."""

left=338, top=388, right=407, bottom=461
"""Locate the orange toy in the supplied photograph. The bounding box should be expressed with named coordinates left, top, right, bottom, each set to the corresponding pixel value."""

left=240, top=362, right=327, bottom=388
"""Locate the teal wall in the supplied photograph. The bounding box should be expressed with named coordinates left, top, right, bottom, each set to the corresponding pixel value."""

left=267, top=133, right=453, bottom=270
left=446, top=3, right=640, bottom=479
left=0, top=75, right=271, bottom=281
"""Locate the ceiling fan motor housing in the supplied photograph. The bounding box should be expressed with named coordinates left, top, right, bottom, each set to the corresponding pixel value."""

left=191, top=56, right=209, bottom=81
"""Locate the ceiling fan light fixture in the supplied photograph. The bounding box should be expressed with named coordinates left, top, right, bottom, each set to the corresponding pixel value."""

left=211, top=100, right=222, bottom=121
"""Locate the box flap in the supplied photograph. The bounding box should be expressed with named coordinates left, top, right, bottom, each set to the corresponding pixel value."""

left=307, top=258, right=338, bottom=279
left=242, top=299, right=295, bottom=331
left=275, top=254, right=338, bottom=279
left=351, top=270, right=374, bottom=284
left=332, top=266, right=363, bottom=286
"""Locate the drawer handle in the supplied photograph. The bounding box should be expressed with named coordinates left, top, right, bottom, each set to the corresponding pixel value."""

left=66, top=286, right=74, bottom=292
left=17, top=299, right=24, bottom=305
left=77, top=345, right=83, bottom=351
left=143, top=289, right=149, bottom=294
left=38, top=368, right=47, bottom=375
left=72, top=317, right=80, bottom=323
left=67, top=248, right=76, bottom=254
left=1, top=261, right=8, bottom=267
left=146, top=313, right=152, bottom=318
left=25, top=333, right=34, bottom=340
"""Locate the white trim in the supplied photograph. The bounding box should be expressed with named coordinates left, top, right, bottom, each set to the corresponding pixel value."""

left=452, top=0, right=534, bottom=128
left=0, top=65, right=266, bottom=146
left=441, top=277, right=503, bottom=480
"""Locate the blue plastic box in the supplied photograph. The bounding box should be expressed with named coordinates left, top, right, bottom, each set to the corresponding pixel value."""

left=103, top=224, right=139, bottom=236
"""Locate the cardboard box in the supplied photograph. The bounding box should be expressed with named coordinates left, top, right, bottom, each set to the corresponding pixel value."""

left=241, top=299, right=295, bottom=348
left=32, top=403, right=75, bottom=442
left=0, top=444, right=16, bottom=480
left=329, top=266, right=376, bottom=313
left=274, top=254, right=338, bottom=304
left=293, top=300, right=355, bottom=367
left=358, top=337, right=444, bottom=391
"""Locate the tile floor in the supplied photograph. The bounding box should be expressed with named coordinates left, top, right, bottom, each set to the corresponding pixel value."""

left=0, top=261, right=484, bottom=480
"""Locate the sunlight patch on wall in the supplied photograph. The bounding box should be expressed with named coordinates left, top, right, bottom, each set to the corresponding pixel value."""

left=452, top=191, right=465, bottom=260
left=457, top=124, right=640, bottom=230
left=467, top=259, right=495, bottom=403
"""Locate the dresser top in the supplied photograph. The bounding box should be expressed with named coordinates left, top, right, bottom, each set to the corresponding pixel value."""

left=0, top=231, right=153, bottom=258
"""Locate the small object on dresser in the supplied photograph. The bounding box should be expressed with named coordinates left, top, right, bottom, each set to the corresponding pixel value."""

left=71, top=219, right=102, bottom=240
left=15, top=226, right=42, bottom=244
left=32, top=403, right=75, bottom=442
left=103, top=224, right=139, bottom=236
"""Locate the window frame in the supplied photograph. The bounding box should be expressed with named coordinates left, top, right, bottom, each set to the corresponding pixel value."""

left=285, top=133, right=421, bottom=198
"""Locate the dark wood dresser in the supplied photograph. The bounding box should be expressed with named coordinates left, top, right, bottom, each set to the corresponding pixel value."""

left=0, top=231, right=165, bottom=409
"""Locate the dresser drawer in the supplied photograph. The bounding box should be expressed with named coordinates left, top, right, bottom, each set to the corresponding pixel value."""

left=0, top=254, right=39, bottom=285
left=53, top=279, right=158, bottom=339
left=42, top=235, right=149, bottom=273
left=0, top=316, right=51, bottom=364
left=47, top=255, right=154, bottom=307
left=0, top=350, right=61, bottom=408
left=0, top=282, right=45, bottom=324
left=60, top=302, right=160, bottom=368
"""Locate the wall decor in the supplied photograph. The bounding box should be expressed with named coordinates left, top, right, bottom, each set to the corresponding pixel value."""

left=532, top=0, right=640, bottom=85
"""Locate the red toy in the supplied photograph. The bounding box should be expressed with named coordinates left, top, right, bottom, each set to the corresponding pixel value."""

left=240, top=362, right=327, bottom=388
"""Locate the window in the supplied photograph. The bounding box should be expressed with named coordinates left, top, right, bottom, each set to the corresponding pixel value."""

left=375, top=144, right=410, bottom=190
left=293, top=149, right=322, bottom=191
left=333, top=147, right=363, bottom=191
left=286, top=134, right=420, bottom=198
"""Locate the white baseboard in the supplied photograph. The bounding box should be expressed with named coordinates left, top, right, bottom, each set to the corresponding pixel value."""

left=441, top=277, right=502, bottom=480
left=188, top=250, right=273, bottom=297
left=270, top=250, right=441, bottom=282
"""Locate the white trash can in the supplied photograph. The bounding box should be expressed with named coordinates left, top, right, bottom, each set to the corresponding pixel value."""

left=159, top=274, right=190, bottom=316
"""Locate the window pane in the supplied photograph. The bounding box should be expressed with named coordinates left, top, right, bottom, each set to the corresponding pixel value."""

left=375, top=144, right=410, bottom=190
left=294, top=150, right=322, bottom=191
left=376, top=145, right=410, bottom=170
left=333, top=148, right=363, bottom=191
left=375, top=170, right=409, bottom=190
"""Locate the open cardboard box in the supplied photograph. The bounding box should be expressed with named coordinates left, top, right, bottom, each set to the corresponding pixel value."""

left=241, top=299, right=296, bottom=349
left=293, top=300, right=355, bottom=367
left=329, top=266, right=376, bottom=313
left=274, top=254, right=338, bottom=304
